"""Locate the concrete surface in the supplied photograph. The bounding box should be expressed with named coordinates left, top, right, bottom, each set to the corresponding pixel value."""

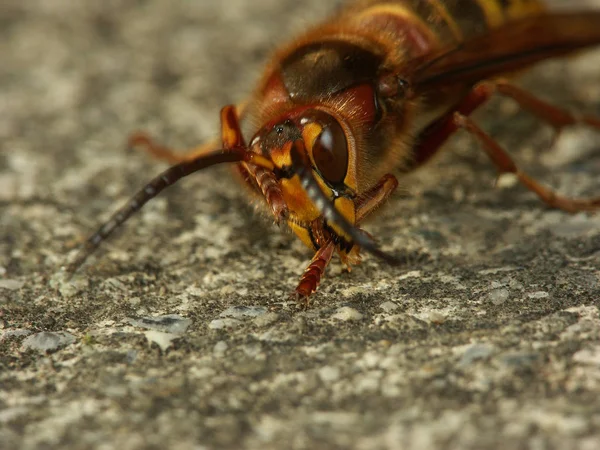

left=2, top=1, right=600, bottom=449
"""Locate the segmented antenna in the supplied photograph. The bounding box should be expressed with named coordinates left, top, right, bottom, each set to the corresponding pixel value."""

left=67, top=148, right=250, bottom=274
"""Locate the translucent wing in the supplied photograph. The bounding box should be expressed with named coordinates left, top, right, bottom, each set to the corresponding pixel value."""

left=413, top=12, right=600, bottom=91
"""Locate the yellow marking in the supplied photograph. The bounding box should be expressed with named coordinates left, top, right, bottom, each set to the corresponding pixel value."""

left=220, top=106, right=240, bottom=149
left=358, top=4, right=415, bottom=21
left=246, top=153, right=275, bottom=171
left=356, top=3, right=432, bottom=35
left=500, top=0, right=545, bottom=19
left=286, top=197, right=357, bottom=253
left=281, top=177, right=320, bottom=222
left=281, top=175, right=358, bottom=250
left=270, top=121, right=359, bottom=248
left=334, top=197, right=356, bottom=225
left=337, top=117, right=358, bottom=194
left=221, top=128, right=237, bottom=149
left=270, top=142, right=293, bottom=169
left=427, top=0, right=463, bottom=41
left=344, top=176, right=357, bottom=194
left=478, top=0, right=505, bottom=28
left=288, top=221, right=316, bottom=250
left=302, top=122, right=323, bottom=167
left=327, top=199, right=357, bottom=245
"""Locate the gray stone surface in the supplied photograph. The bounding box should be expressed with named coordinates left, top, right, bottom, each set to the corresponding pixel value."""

left=20, top=331, right=77, bottom=352
left=2, top=1, right=600, bottom=449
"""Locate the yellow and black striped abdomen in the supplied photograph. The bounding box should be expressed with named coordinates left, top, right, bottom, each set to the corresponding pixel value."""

left=413, top=0, right=545, bottom=38
left=346, top=0, right=546, bottom=57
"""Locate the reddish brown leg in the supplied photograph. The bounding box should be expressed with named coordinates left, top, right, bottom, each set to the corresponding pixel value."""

left=355, top=174, right=399, bottom=223
left=127, top=133, right=222, bottom=164
left=411, top=81, right=600, bottom=213
left=453, top=113, right=600, bottom=212
left=410, top=83, right=494, bottom=169
left=493, top=80, right=600, bottom=132
left=295, top=241, right=335, bottom=300
left=127, top=132, right=208, bottom=164
left=127, top=103, right=248, bottom=164
left=412, top=80, right=600, bottom=168
left=293, top=174, right=399, bottom=293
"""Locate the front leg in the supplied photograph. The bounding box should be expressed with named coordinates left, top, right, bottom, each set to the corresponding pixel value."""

left=295, top=241, right=336, bottom=301
left=355, top=174, right=399, bottom=223
left=293, top=174, right=400, bottom=300
left=127, top=134, right=220, bottom=164
left=127, top=103, right=248, bottom=164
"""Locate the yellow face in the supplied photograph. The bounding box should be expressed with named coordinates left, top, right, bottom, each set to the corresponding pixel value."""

left=251, top=108, right=358, bottom=250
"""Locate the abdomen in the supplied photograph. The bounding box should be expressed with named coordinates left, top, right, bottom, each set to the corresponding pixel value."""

left=343, top=0, right=546, bottom=59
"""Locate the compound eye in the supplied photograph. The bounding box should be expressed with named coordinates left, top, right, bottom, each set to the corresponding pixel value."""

left=312, top=119, right=348, bottom=185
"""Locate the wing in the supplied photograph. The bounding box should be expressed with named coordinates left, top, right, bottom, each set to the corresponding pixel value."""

left=412, top=11, right=600, bottom=91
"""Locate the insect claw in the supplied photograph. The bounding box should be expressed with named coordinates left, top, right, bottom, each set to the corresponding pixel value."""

left=274, top=214, right=288, bottom=227
left=126, top=132, right=154, bottom=153
left=271, top=200, right=290, bottom=224
left=290, top=290, right=312, bottom=309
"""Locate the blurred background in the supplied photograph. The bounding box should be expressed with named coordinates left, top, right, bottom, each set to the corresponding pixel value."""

left=2, top=1, right=600, bottom=449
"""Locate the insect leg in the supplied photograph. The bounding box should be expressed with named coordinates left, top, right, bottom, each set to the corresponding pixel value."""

left=355, top=174, right=399, bottom=223
left=295, top=240, right=335, bottom=300
left=409, top=83, right=495, bottom=169
left=410, top=80, right=600, bottom=170
left=453, top=113, right=600, bottom=212
left=128, top=133, right=220, bottom=164
left=491, top=80, right=600, bottom=133
left=410, top=84, right=600, bottom=213
left=128, top=103, right=248, bottom=164
left=219, top=106, right=278, bottom=174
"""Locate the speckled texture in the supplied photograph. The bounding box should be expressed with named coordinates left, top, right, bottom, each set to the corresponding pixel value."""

left=2, top=1, right=600, bottom=449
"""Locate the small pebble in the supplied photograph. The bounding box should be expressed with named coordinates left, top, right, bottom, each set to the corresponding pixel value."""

left=428, top=310, right=446, bottom=324
left=379, top=301, right=399, bottom=313
left=528, top=291, right=550, bottom=300
left=21, top=332, right=76, bottom=352
left=508, top=278, right=524, bottom=290
left=489, top=288, right=510, bottom=306
left=496, top=173, right=518, bottom=189
left=1, top=329, right=32, bottom=341
left=331, top=307, right=364, bottom=322
left=0, top=406, right=29, bottom=424
left=144, top=331, right=179, bottom=352
left=572, top=346, right=600, bottom=366
left=500, top=351, right=540, bottom=368
left=128, top=314, right=192, bottom=334
left=220, top=306, right=268, bottom=319
left=253, top=312, right=279, bottom=327
left=209, top=318, right=242, bottom=330
left=57, top=278, right=88, bottom=299
left=214, top=341, right=228, bottom=355
left=0, top=279, right=24, bottom=291
left=459, top=344, right=496, bottom=366
left=318, top=366, right=341, bottom=383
